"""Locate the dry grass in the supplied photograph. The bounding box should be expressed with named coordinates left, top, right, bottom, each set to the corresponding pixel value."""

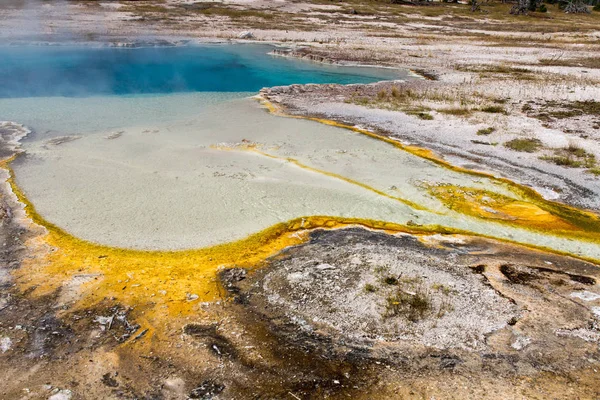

left=190, top=6, right=276, bottom=20
left=538, top=56, right=600, bottom=69
left=438, top=107, right=473, bottom=116
left=309, top=0, right=600, bottom=34
left=481, top=105, right=507, bottom=114
left=347, top=84, right=506, bottom=120
left=121, top=0, right=293, bottom=29
left=524, top=100, right=600, bottom=123
left=457, top=64, right=537, bottom=81
left=117, top=0, right=600, bottom=37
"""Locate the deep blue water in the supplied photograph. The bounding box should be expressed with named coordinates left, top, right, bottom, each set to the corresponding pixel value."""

left=0, top=44, right=405, bottom=98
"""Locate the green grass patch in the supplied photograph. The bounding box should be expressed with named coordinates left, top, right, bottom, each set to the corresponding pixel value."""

left=541, top=155, right=584, bottom=167
left=565, top=143, right=591, bottom=158
left=541, top=144, right=596, bottom=168
left=587, top=167, right=600, bottom=176
left=407, top=111, right=434, bottom=120
left=477, top=127, right=496, bottom=135
left=364, top=283, right=378, bottom=293
left=504, top=138, right=542, bottom=153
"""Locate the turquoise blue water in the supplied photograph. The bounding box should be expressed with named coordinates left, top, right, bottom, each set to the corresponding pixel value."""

left=0, top=44, right=405, bottom=98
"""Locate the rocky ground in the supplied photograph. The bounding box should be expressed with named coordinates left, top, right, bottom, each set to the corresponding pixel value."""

left=1, top=0, right=600, bottom=399
left=221, top=228, right=600, bottom=398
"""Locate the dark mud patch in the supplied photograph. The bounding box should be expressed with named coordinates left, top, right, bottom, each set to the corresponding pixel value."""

left=470, top=264, right=486, bottom=273
left=101, top=372, right=119, bottom=388
left=568, top=273, right=596, bottom=285
left=501, top=263, right=597, bottom=287
left=180, top=305, right=380, bottom=398
left=183, top=323, right=240, bottom=360
left=0, top=291, right=141, bottom=363
left=71, top=303, right=141, bottom=345
left=500, top=264, right=539, bottom=285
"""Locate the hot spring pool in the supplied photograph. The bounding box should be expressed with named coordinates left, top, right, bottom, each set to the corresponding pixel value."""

left=0, top=44, right=405, bottom=97
left=1, top=44, right=599, bottom=259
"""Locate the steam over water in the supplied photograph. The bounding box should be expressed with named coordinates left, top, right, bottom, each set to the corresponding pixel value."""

left=2, top=44, right=600, bottom=259
left=0, top=44, right=403, bottom=97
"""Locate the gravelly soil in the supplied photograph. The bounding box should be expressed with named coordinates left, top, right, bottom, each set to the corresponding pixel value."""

left=221, top=228, right=600, bottom=397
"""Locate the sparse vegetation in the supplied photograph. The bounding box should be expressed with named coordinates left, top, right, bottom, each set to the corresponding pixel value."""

left=477, top=127, right=496, bottom=135
left=374, top=265, right=390, bottom=275
left=541, top=143, right=596, bottom=168
left=538, top=56, right=600, bottom=68
left=504, top=138, right=543, bottom=152
left=364, top=283, right=378, bottom=293
left=587, top=167, right=600, bottom=176
left=565, top=143, right=592, bottom=158
left=431, top=283, right=455, bottom=296
left=385, top=285, right=432, bottom=322
left=457, top=64, right=535, bottom=80
left=567, top=101, right=600, bottom=116
left=524, top=100, right=600, bottom=121
left=436, top=297, right=455, bottom=318
left=407, top=111, right=434, bottom=120
left=400, top=276, right=423, bottom=285
left=196, top=7, right=275, bottom=20
left=366, top=265, right=458, bottom=323
left=439, top=107, right=473, bottom=116
left=542, top=155, right=583, bottom=167
left=522, top=103, right=533, bottom=112
left=347, top=84, right=506, bottom=121
left=481, top=105, right=506, bottom=114
left=370, top=271, right=457, bottom=322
